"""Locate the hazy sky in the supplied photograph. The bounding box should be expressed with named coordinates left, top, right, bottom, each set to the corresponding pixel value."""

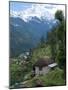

left=10, top=2, right=65, bottom=11
left=10, top=2, right=65, bottom=22
left=10, top=2, right=32, bottom=11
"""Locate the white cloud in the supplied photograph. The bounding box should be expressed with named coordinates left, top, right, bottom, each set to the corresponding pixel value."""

left=10, top=10, right=20, bottom=17
left=10, top=4, right=65, bottom=22
left=50, top=4, right=65, bottom=16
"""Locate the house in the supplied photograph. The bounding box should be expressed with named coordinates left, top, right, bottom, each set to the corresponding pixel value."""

left=19, top=51, right=30, bottom=60
left=33, top=58, right=57, bottom=76
left=25, top=52, right=30, bottom=56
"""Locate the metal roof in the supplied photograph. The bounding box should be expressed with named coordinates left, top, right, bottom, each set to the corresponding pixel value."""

left=48, top=63, right=57, bottom=68
left=33, top=58, right=54, bottom=68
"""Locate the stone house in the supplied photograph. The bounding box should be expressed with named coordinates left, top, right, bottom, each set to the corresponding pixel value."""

left=33, top=58, right=57, bottom=76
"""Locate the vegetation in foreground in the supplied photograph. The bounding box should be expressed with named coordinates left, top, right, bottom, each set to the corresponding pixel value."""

left=21, top=68, right=65, bottom=87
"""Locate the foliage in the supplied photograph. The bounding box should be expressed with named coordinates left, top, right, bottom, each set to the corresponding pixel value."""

left=40, top=68, right=65, bottom=86
left=21, top=68, right=65, bottom=87
left=46, top=28, right=58, bottom=60
left=30, top=45, right=51, bottom=64
left=55, top=10, right=64, bottom=22
left=10, top=58, right=32, bottom=86
left=55, top=11, right=66, bottom=78
left=40, top=35, right=46, bottom=48
left=47, top=10, right=66, bottom=71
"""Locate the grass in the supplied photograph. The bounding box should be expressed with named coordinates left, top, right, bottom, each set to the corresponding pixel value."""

left=10, top=44, right=65, bottom=88
left=31, top=45, right=51, bottom=64
left=21, top=68, right=65, bottom=87
left=39, top=68, right=65, bottom=86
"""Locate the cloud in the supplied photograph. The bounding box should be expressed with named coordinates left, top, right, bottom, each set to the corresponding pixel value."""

left=10, top=3, right=65, bottom=22
left=50, top=4, right=65, bottom=15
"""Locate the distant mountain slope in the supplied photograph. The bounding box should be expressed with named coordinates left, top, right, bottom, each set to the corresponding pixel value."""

left=10, top=16, right=58, bottom=57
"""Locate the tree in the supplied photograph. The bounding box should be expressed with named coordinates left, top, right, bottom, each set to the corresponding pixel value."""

left=55, top=10, right=66, bottom=68
left=55, top=10, right=64, bottom=22
left=40, top=35, right=46, bottom=48
left=46, top=10, right=66, bottom=81
left=46, top=27, right=58, bottom=60
left=55, top=10, right=66, bottom=82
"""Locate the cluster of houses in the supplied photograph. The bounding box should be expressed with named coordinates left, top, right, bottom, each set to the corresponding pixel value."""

left=17, top=51, right=30, bottom=65
left=19, top=52, right=30, bottom=60
left=10, top=51, right=30, bottom=65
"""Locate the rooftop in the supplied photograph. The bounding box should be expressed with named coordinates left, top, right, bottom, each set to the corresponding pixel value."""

left=33, top=58, right=54, bottom=68
left=48, top=63, right=57, bottom=68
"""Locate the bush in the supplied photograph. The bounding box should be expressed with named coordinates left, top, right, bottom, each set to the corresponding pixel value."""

left=39, top=68, right=65, bottom=86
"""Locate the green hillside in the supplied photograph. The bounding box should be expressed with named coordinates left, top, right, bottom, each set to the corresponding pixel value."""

left=20, top=68, right=65, bottom=87
left=30, top=45, right=51, bottom=64
left=10, top=44, right=65, bottom=88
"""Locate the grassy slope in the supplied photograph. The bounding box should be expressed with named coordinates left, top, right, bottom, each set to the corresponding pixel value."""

left=22, top=68, right=65, bottom=87
left=31, top=45, right=51, bottom=64
left=10, top=45, right=65, bottom=87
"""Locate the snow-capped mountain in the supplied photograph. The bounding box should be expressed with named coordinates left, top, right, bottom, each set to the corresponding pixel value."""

left=10, top=4, right=65, bottom=22
left=10, top=4, right=55, bottom=22
left=10, top=15, right=58, bottom=57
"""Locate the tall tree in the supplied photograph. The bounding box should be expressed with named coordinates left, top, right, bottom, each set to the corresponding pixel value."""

left=46, top=10, right=66, bottom=79
left=46, top=27, right=58, bottom=60
left=54, top=10, right=66, bottom=83
left=55, top=10, right=66, bottom=69
left=40, top=35, right=46, bottom=48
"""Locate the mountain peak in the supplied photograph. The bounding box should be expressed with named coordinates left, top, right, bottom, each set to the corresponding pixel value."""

left=10, top=3, right=65, bottom=22
left=10, top=4, right=55, bottom=22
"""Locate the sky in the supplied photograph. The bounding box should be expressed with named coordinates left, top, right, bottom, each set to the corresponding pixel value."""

left=10, top=2, right=65, bottom=22
left=10, top=2, right=32, bottom=11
